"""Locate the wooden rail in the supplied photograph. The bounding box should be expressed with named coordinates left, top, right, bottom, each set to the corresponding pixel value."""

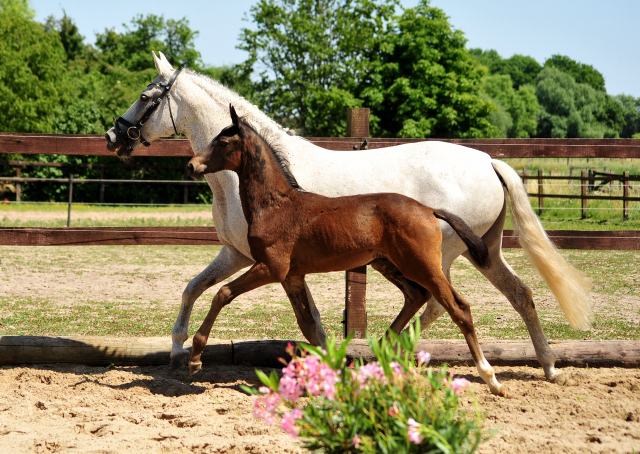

left=2, top=227, right=639, bottom=249
left=2, top=132, right=640, bottom=158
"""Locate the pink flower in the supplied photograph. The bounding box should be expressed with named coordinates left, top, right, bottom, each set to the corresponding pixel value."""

left=407, top=418, right=423, bottom=444
left=352, top=433, right=361, bottom=449
left=390, top=361, right=403, bottom=376
left=281, top=407, right=303, bottom=437
left=450, top=377, right=471, bottom=395
left=356, top=362, right=386, bottom=389
left=252, top=394, right=278, bottom=426
left=278, top=375, right=302, bottom=402
left=388, top=402, right=399, bottom=417
left=416, top=351, right=431, bottom=365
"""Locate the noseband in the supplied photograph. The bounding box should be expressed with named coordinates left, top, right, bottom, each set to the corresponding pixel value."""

left=113, top=70, right=181, bottom=152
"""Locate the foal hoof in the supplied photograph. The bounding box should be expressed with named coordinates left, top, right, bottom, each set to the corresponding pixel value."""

left=189, top=361, right=202, bottom=376
left=491, top=385, right=507, bottom=398
left=170, top=351, right=190, bottom=372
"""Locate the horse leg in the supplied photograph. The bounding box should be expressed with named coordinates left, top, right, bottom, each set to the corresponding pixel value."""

left=369, top=258, right=431, bottom=334
left=462, top=202, right=561, bottom=383
left=171, top=245, right=254, bottom=371
left=281, top=275, right=327, bottom=347
left=189, top=262, right=279, bottom=375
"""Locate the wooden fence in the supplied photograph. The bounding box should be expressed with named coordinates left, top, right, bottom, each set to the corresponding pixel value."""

left=2, top=121, right=640, bottom=338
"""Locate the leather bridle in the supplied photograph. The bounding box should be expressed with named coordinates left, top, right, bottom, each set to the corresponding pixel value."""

left=113, top=69, right=181, bottom=153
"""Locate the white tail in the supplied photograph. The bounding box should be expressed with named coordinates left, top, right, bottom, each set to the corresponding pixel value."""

left=491, top=159, right=593, bottom=330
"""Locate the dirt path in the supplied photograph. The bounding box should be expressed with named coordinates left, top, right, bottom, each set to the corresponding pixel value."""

left=0, top=363, right=638, bottom=453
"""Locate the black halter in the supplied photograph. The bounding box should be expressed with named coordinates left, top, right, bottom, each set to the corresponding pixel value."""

left=113, top=70, right=181, bottom=152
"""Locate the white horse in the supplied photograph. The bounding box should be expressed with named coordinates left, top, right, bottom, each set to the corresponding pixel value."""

left=105, top=52, right=592, bottom=382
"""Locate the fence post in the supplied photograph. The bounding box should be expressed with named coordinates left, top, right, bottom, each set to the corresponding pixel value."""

left=15, top=166, right=21, bottom=202
left=623, top=171, right=630, bottom=221
left=344, top=107, right=369, bottom=339
left=99, top=165, right=105, bottom=204
left=537, top=169, right=544, bottom=215
left=67, top=174, right=73, bottom=228
left=581, top=170, right=587, bottom=219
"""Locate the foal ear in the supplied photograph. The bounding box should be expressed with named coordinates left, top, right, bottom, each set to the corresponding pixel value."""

left=229, top=104, right=244, bottom=136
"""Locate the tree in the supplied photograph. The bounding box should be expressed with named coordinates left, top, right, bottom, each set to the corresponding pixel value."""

left=615, top=94, right=640, bottom=138
left=470, top=49, right=542, bottom=89
left=239, top=0, right=397, bottom=136
left=363, top=0, right=497, bottom=138
left=0, top=0, right=34, bottom=19
left=0, top=11, right=68, bottom=133
left=95, top=14, right=203, bottom=72
left=544, top=54, right=606, bottom=92
left=481, top=74, right=539, bottom=138
left=535, top=66, right=622, bottom=138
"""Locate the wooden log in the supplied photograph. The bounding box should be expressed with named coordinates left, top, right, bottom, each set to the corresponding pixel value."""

left=345, top=339, right=640, bottom=368
left=0, top=227, right=223, bottom=246
left=2, top=133, right=640, bottom=158
left=232, top=340, right=295, bottom=368
left=0, top=336, right=232, bottom=366
left=1, top=337, right=637, bottom=369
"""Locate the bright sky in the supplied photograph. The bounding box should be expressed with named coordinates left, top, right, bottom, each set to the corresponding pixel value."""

left=32, top=0, right=639, bottom=97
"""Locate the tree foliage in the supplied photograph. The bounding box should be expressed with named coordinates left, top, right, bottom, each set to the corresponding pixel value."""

left=615, top=94, right=640, bottom=138
left=544, top=54, right=606, bottom=92
left=362, top=1, right=496, bottom=138
left=481, top=74, right=539, bottom=138
left=0, top=11, right=68, bottom=133
left=0, top=0, right=34, bottom=18
left=535, top=66, right=623, bottom=138
left=240, top=0, right=495, bottom=138
left=470, top=49, right=541, bottom=89
left=239, top=0, right=397, bottom=136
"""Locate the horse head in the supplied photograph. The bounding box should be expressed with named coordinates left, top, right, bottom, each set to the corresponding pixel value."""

left=187, top=105, right=249, bottom=179
left=105, top=51, right=182, bottom=158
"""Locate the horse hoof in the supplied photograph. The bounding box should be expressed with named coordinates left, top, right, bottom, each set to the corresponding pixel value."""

left=548, top=372, right=567, bottom=386
left=189, top=361, right=202, bottom=376
left=170, top=351, right=190, bottom=372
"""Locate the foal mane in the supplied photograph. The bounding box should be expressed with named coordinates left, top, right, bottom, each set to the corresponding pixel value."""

left=239, top=118, right=305, bottom=192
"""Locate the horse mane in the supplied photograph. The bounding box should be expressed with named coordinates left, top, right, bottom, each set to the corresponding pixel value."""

left=239, top=117, right=305, bottom=192
left=182, top=69, right=302, bottom=139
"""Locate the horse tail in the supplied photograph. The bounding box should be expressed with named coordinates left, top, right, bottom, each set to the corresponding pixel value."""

left=491, top=159, right=593, bottom=330
left=433, top=209, right=490, bottom=269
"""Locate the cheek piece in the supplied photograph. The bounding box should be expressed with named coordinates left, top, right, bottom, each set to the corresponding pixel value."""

left=113, top=69, right=181, bottom=153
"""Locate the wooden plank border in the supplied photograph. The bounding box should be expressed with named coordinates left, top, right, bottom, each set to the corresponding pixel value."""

left=2, top=133, right=640, bottom=158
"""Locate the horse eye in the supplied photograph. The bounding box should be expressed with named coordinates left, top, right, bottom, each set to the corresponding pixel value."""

left=140, top=94, right=149, bottom=102
left=219, top=140, right=228, bottom=147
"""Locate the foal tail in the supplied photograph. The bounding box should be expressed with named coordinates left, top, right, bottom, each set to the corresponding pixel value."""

left=491, top=159, right=593, bottom=330
left=433, top=210, right=490, bottom=269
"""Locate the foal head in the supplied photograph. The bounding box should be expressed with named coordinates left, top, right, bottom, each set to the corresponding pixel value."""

left=187, top=105, right=248, bottom=179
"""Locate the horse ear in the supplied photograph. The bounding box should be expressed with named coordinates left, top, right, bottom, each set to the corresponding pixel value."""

left=152, top=51, right=174, bottom=79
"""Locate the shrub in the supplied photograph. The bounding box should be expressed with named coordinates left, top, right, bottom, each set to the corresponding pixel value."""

left=244, top=324, right=486, bottom=453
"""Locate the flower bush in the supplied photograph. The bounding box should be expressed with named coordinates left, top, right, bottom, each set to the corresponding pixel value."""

left=244, top=323, right=486, bottom=454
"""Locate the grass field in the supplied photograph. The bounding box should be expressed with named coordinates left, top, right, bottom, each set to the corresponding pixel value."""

left=0, top=245, right=637, bottom=342
left=1, top=159, right=638, bottom=341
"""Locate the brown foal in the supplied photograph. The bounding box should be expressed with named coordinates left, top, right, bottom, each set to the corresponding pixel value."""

left=186, top=105, right=505, bottom=396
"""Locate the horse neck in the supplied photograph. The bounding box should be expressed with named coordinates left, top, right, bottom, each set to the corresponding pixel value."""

left=177, top=72, right=293, bottom=155
left=235, top=133, right=297, bottom=222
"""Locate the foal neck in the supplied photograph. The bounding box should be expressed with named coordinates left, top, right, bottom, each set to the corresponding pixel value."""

left=235, top=131, right=300, bottom=221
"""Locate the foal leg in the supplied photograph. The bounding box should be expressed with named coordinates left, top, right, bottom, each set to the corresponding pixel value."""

left=369, top=259, right=430, bottom=334
left=462, top=203, right=561, bottom=382
left=281, top=275, right=327, bottom=347
left=189, top=263, right=280, bottom=375
left=171, top=245, right=253, bottom=371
